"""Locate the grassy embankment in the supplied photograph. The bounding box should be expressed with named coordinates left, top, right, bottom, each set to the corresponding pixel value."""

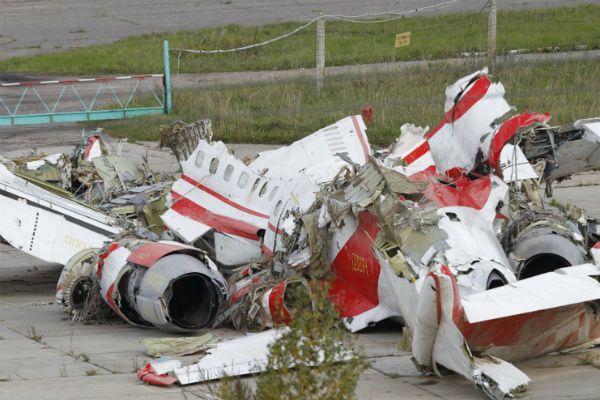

left=0, top=4, right=598, bottom=75
left=96, top=60, right=600, bottom=146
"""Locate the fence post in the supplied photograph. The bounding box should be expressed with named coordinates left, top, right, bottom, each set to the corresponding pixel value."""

left=163, top=39, right=173, bottom=114
left=316, top=15, right=326, bottom=93
left=487, top=0, right=497, bottom=67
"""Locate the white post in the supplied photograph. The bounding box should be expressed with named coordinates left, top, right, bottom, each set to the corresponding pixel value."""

left=316, top=15, right=325, bottom=93
left=487, top=0, right=497, bottom=67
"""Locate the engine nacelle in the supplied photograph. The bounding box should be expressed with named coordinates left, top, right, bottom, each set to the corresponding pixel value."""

left=503, top=212, right=589, bottom=279
left=58, top=239, right=227, bottom=332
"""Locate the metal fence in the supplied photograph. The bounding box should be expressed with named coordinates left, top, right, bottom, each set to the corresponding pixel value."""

left=0, top=40, right=173, bottom=126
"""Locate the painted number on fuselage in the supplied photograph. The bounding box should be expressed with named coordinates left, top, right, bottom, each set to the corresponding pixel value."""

left=351, top=253, right=369, bottom=275
left=64, top=234, right=89, bottom=251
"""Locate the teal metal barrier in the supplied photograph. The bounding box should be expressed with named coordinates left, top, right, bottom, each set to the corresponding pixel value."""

left=0, top=40, right=173, bottom=126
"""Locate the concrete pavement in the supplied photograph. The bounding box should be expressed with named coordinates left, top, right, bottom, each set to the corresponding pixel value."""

left=2, top=249, right=600, bottom=399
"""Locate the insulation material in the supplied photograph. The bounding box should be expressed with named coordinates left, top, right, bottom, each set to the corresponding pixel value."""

left=142, top=333, right=215, bottom=357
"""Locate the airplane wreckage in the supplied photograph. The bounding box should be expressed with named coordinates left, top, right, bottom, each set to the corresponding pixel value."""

left=1, top=69, right=600, bottom=398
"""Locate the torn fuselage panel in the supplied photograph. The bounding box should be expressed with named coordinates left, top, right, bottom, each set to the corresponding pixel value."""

left=161, top=139, right=273, bottom=261
left=162, top=116, right=372, bottom=267
left=249, top=115, right=370, bottom=182
left=0, top=163, right=121, bottom=265
left=424, top=68, right=511, bottom=176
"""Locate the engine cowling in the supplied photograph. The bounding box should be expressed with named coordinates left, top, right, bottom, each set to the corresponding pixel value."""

left=58, top=239, right=227, bottom=332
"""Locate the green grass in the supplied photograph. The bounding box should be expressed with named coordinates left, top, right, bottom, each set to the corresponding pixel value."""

left=95, top=59, right=600, bottom=146
left=1, top=5, right=600, bottom=75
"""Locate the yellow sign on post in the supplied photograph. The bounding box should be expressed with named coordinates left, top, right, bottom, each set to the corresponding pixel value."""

left=395, top=32, right=411, bottom=48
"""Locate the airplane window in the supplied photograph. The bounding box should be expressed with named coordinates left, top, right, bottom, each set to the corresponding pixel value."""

left=251, top=178, right=261, bottom=192
left=274, top=200, right=283, bottom=215
left=209, top=158, right=220, bottom=174
left=259, top=182, right=268, bottom=197
left=238, top=172, right=249, bottom=188
left=224, top=164, right=234, bottom=181
left=268, top=186, right=279, bottom=201
left=195, top=150, right=205, bottom=168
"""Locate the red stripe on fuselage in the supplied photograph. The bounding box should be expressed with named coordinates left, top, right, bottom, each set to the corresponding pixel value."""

left=180, top=174, right=269, bottom=219
left=351, top=115, right=370, bottom=162
left=403, top=141, right=430, bottom=165
left=170, top=191, right=260, bottom=240
left=425, top=75, right=492, bottom=139
left=488, top=112, right=551, bottom=173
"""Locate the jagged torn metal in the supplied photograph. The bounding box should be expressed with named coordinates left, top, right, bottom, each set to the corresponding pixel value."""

left=161, top=115, right=371, bottom=266
left=156, top=69, right=600, bottom=398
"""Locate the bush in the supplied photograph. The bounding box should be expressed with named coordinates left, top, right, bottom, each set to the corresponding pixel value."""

left=219, top=281, right=368, bottom=400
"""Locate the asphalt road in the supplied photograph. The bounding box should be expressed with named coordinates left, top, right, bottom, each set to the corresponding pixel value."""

left=0, top=0, right=594, bottom=60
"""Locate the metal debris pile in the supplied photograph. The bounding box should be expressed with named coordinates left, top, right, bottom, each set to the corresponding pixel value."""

left=2, top=69, right=600, bottom=398
left=5, top=129, right=173, bottom=233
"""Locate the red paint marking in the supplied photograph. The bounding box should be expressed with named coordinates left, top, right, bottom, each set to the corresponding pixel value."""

left=230, top=275, right=266, bottom=305
left=268, top=222, right=284, bottom=236
left=403, top=141, right=430, bottom=165
left=329, top=212, right=381, bottom=317
left=180, top=174, right=269, bottom=219
left=488, top=112, right=551, bottom=172
left=444, top=167, right=467, bottom=181
left=440, top=265, right=463, bottom=324
left=406, top=165, right=437, bottom=182
left=170, top=191, right=260, bottom=240
left=229, top=284, right=251, bottom=304
left=261, top=244, right=274, bottom=257
left=105, top=282, right=118, bottom=313
left=457, top=303, right=600, bottom=360
left=83, top=135, right=100, bottom=161
left=137, top=364, right=177, bottom=386
left=230, top=286, right=251, bottom=305
left=425, top=76, right=492, bottom=139
left=269, top=281, right=292, bottom=325
left=361, top=104, right=373, bottom=124
left=425, top=175, right=492, bottom=210
left=127, top=242, right=191, bottom=268
left=351, top=115, right=370, bottom=162
left=96, top=242, right=120, bottom=280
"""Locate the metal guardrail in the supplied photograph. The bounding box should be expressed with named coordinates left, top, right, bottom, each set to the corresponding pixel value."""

left=0, top=40, right=173, bottom=126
